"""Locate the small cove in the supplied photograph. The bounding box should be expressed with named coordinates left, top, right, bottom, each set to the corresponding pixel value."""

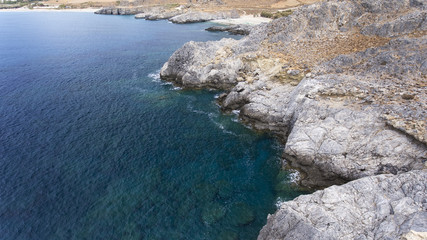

left=0, top=12, right=306, bottom=239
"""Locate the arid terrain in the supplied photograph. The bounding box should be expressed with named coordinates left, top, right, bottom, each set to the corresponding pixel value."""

left=40, top=0, right=320, bottom=12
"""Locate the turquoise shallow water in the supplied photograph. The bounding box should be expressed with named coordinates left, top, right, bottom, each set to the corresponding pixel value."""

left=0, top=12, right=305, bottom=239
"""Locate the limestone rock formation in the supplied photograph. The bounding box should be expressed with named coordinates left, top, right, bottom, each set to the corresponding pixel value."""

left=160, top=38, right=242, bottom=89
left=161, top=0, right=427, bottom=237
left=94, top=7, right=145, bottom=15
left=135, top=9, right=183, bottom=20
left=258, top=170, right=427, bottom=240
left=161, top=0, right=427, bottom=187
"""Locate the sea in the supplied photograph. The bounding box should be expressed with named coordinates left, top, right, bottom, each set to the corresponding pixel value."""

left=0, top=12, right=305, bottom=240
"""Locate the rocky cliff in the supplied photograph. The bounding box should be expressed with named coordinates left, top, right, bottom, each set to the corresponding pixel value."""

left=161, top=0, right=427, bottom=187
left=95, top=6, right=146, bottom=15
left=96, top=5, right=240, bottom=23
left=161, top=0, right=427, bottom=238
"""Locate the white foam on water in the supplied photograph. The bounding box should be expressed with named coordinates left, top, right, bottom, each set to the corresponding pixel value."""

left=275, top=197, right=286, bottom=208
left=148, top=69, right=161, bottom=82
left=207, top=115, right=237, bottom=136
left=231, top=110, right=240, bottom=115
left=231, top=118, right=239, bottom=123
left=288, top=170, right=301, bottom=184
left=187, top=102, right=237, bottom=136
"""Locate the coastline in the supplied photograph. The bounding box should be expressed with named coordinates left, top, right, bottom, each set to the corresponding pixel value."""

left=3, top=3, right=425, bottom=238
left=159, top=0, right=427, bottom=238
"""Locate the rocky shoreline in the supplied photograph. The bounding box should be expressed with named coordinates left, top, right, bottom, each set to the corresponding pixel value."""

left=95, top=5, right=240, bottom=23
left=160, top=0, right=427, bottom=238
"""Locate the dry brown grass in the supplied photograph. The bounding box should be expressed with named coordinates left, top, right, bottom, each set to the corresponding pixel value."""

left=43, top=0, right=321, bottom=10
left=263, top=31, right=391, bottom=68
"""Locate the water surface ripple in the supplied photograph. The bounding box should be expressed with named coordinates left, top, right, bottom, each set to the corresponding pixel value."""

left=0, top=12, right=305, bottom=240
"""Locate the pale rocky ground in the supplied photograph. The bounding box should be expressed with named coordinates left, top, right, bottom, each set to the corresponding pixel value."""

left=42, top=0, right=318, bottom=10
left=211, top=15, right=271, bottom=25
left=258, top=170, right=427, bottom=240
left=160, top=0, right=427, bottom=238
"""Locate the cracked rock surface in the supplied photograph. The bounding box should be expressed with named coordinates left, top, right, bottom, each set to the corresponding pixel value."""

left=258, top=170, right=427, bottom=240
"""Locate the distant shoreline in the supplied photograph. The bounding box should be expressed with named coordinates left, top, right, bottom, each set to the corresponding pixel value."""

left=0, top=7, right=100, bottom=12
left=0, top=8, right=271, bottom=26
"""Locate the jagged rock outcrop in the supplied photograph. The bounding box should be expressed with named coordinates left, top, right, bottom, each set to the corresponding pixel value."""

left=161, top=0, right=427, bottom=187
left=160, top=38, right=242, bottom=89
left=135, top=9, right=183, bottom=20
left=169, top=10, right=239, bottom=23
left=133, top=5, right=189, bottom=20
left=258, top=170, right=427, bottom=240
left=94, top=7, right=145, bottom=15
left=205, top=24, right=253, bottom=35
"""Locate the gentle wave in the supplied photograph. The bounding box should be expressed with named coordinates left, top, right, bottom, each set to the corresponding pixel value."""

left=148, top=69, right=161, bottom=82
left=187, top=101, right=237, bottom=136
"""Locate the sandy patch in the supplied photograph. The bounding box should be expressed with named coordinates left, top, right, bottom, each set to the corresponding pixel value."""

left=211, top=15, right=271, bottom=26
left=271, top=0, right=301, bottom=8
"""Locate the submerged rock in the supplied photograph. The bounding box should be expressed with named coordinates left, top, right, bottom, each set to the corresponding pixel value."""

left=258, top=170, right=427, bottom=240
left=216, top=230, right=238, bottom=240
left=201, top=202, right=226, bottom=225
left=229, top=202, right=255, bottom=226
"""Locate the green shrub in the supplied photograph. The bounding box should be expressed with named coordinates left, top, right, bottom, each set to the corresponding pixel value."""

left=273, top=9, right=293, bottom=19
left=261, top=10, right=293, bottom=19
left=260, top=11, right=273, bottom=18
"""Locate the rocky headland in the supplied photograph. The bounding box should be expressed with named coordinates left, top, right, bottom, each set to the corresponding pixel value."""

left=95, top=5, right=241, bottom=23
left=160, top=0, right=427, bottom=238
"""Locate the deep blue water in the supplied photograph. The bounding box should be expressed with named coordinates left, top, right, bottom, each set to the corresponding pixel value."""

left=0, top=12, right=304, bottom=240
